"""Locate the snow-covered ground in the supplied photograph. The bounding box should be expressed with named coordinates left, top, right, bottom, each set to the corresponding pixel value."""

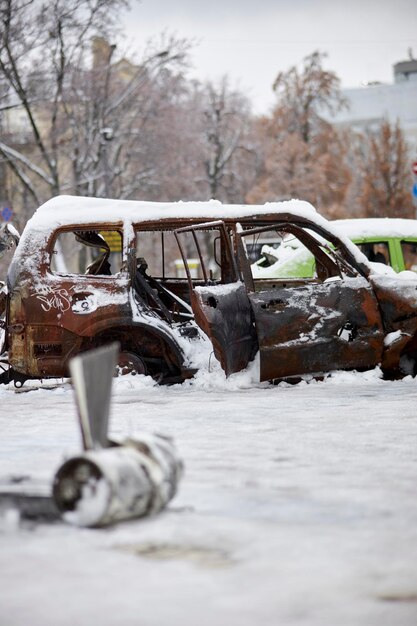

left=1, top=367, right=417, bottom=626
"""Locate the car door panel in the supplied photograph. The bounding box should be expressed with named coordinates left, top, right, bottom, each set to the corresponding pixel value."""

left=175, top=221, right=258, bottom=376
left=191, top=282, right=258, bottom=376
left=248, top=276, right=384, bottom=381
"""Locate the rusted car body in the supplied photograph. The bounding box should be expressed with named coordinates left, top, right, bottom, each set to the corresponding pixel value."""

left=2, top=195, right=417, bottom=386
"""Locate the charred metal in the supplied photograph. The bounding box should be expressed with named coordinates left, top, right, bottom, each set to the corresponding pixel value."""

left=1, top=197, right=417, bottom=386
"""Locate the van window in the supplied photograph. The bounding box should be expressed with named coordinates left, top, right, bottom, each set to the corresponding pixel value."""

left=50, top=230, right=122, bottom=275
left=401, top=241, right=417, bottom=272
left=356, top=242, right=390, bottom=266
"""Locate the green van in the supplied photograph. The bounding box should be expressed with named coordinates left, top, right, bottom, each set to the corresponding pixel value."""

left=252, top=218, right=417, bottom=279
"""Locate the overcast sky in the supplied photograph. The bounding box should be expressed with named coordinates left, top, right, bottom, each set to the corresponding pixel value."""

left=120, top=0, right=417, bottom=114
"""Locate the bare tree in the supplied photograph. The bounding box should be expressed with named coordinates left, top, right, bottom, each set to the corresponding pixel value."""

left=0, top=0, right=126, bottom=206
left=248, top=51, right=350, bottom=216
left=272, top=50, right=347, bottom=143
left=195, top=77, right=258, bottom=203
left=0, top=0, right=189, bottom=217
left=355, top=120, right=414, bottom=218
left=111, top=65, right=203, bottom=202
left=68, top=34, right=190, bottom=200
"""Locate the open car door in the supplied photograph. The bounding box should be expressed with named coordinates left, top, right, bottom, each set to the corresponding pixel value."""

left=237, top=222, right=385, bottom=381
left=174, top=221, right=257, bottom=376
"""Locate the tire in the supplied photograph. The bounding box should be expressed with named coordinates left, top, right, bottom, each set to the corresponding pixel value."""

left=117, top=351, right=147, bottom=376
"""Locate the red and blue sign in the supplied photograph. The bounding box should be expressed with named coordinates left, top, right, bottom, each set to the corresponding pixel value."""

left=1, top=207, right=12, bottom=221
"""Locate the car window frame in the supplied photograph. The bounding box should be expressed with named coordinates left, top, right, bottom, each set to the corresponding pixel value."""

left=236, top=221, right=360, bottom=289
left=47, top=224, right=127, bottom=279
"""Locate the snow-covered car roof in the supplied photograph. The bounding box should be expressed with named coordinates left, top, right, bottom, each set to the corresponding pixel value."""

left=28, top=195, right=319, bottom=229
left=331, top=218, right=417, bottom=240
left=9, top=196, right=372, bottom=283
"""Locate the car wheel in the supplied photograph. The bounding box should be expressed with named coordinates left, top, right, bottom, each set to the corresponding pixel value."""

left=117, top=351, right=147, bottom=376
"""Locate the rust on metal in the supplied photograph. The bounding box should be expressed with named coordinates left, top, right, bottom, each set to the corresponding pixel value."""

left=2, top=198, right=417, bottom=386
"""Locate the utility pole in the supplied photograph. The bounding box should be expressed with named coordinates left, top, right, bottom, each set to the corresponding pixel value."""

left=99, top=42, right=116, bottom=198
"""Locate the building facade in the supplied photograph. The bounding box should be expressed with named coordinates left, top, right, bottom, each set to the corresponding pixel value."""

left=324, top=57, right=417, bottom=156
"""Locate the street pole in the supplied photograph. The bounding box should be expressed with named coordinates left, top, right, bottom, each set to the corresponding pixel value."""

left=100, top=43, right=116, bottom=198
left=100, top=127, right=113, bottom=197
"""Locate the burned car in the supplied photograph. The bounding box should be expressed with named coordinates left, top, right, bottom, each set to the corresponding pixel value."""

left=1, top=195, right=417, bottom=386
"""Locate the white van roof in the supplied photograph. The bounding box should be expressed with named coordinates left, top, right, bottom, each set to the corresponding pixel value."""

left=332, top=218, right=417, bottom=240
